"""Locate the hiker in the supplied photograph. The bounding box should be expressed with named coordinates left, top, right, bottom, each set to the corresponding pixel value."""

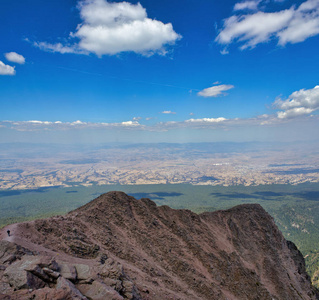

left=7, top=230, right=10, bottom=237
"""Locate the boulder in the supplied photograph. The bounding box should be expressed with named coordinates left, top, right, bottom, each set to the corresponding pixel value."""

left=98, top=258, right=123, bottom=279
left=77, top=281, right=123, bottom=300
left=57, top=262, right=77, bottom=282
left=0, top=241, right=31, bottom=265
left=74, top=264, right=94, bottom=283
left=56, top=276, right=87, bottom=299
left=122, top=279, right=139, bottom=299
left=42, top=267, right=61, bottom=279
left=2, top=254, right=61, bottom=290
left=4, top=269, right=46, bottom=290
left=3, top=257, right=47, bottom=290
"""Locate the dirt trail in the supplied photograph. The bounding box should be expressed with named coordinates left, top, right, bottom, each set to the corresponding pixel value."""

left=0, top=223, right=18, bottom=243
left=0, top=223, right=96, bottom=265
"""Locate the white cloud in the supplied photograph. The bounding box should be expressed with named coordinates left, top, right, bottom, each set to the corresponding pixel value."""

left=277, top=107, right=315, bottom=119
left=71, top=120, right=87, bottom=125
left=274, top=85, right=319, bottom=119
left=220, top=48, right=229, bottom=55
left=216, top=0, right=319, bottom=49
left=278, top=1, right=319, bottom=45
left=3, top=85, right=319, bottom=131
left=234, top=0, right=261, bottom=11
left=2, top=112, right=319, bottom=133
left=28, top=120, right=52, bottom=124
left=198, top=84, right=234, bottom=97
left=0, top=61, right=15, bottom=75
left=0, top=119, right=143, bottom=131
left=121, top=120, right=140, bottom=126
left=186, top=117, right=227, bottom=123
left=33, top=42, right=83, bottom=54
left=35, top=0, right=181, bottom=56
left=5, top=52, right=25, bottom=64
left=162, top=111, right=176, bottom=114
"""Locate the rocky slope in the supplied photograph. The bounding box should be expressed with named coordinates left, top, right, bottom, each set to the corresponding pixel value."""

left=0, top=191, right=318, bottom=299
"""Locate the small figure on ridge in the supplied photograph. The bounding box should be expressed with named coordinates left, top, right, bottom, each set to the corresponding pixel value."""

left=7, top=230, right=10, bottom=237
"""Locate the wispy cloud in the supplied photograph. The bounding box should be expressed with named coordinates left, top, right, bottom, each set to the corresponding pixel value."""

left=34, top=0, right=181, bottom=57
left=162, top=111, right=176, bottom=114
left=216, top=0, right=319, bottom=50
left=186, top=117, right=227, bottom=123
left=0, top=61, right=15, bottom=75
left=0, top=120, right=144, bottom=131
left=234, top=0, right=261, bottom=11
left=33, top=42, right=85, bottom=55
left=1, top=113, right=318, bottom=133
left=198, top=84, right=234, bottom=97
left=5, top=52, right=25, bottom=64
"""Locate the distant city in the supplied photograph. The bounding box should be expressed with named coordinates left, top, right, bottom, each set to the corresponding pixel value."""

left=1, top=142, right=318, bottom=190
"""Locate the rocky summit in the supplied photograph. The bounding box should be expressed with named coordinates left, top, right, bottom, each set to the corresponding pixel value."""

left=0, top=191, right=318, bottom=299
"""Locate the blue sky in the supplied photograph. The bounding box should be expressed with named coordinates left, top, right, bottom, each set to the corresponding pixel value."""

left=1, top=0, right=319, bottom=143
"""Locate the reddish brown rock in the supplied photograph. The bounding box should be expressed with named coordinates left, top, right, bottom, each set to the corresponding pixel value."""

left=77, top=281, right=123, bottom=300
left=0, top=191, right=318, bottom=299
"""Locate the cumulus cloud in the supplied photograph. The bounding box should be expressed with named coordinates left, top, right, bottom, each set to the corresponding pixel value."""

left=274, top=85, right=319, bottom=119
left=35, top=0, right=181, bottom=56
left=0, top=61, right=15, bottom=75
left=5, top=52, right=25, bottom=64
left=121, top=120, right=140, bottom=126
left=234, top=0, right=261, bottom=11
left=162, top=111, right=176, bottom=114
left=198, top=84, right=234, bottom=97
left=216, top=0, right=319, bottom=50
left=277, top=107, right=315, bottom=119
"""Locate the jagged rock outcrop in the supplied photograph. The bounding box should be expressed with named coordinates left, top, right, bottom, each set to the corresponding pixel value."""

left=0, top=240, right=138, bottom=300
left=0, top=191, right=318, bottom=299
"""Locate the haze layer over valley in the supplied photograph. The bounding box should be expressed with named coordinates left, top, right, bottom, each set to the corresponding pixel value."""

left=0, top=142, right=318, bottom=191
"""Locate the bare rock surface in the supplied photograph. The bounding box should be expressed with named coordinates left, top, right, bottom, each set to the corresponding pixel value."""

left=0, top=191, right=318, bottom=299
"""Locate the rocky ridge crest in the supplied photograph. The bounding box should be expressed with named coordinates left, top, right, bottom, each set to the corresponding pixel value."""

left=0, top=191, right=318, bottom=299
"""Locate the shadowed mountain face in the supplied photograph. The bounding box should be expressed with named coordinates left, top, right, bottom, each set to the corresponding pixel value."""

left=0, top=191, right=318, bottom=299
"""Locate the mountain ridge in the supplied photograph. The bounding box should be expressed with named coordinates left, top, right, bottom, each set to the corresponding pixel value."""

left=0, top=191, right=318, bottom=299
